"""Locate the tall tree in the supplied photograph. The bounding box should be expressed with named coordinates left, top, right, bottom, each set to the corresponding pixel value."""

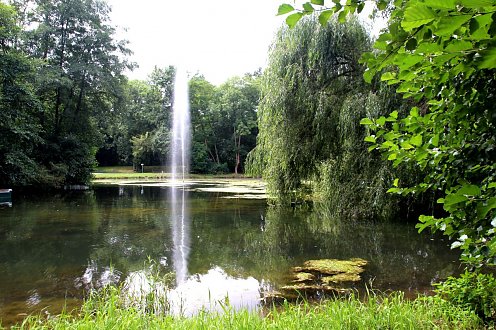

left=0, top=3, right=45, bottom=186
left=247, top=17, right=407, bottom=219
left=21, top=0, right=131, bottom=184
left=213, top=74, right=259, bottom=174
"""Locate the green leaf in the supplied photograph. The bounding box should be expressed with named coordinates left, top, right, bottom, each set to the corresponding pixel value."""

left=393, top=178, right=399, bottom=187
left=390, top=111, right=398, bottom=119
left=277, top=4, right=295, bottom=16
left=458, top=184, right=481, bottom=196
left=311, top=0, right=324, bottom=5
left=318, top=10, right=333, bottom=26
left=478, top=46, right=496, bottom=69
left=431, top=134, right=439, bottom=147
left=401, top=142, right=414, bottom=150
left=303, top=2, right=314, bottom=13
left=376, top=116, right=386, bottom=126
left=477, top=198, right=496, bottom=218
left=387, top=187, right=401, bottom=194
left=286, top=12, right=304, bottom=28
left=396, top=54, right=425, bottom=69
left=444, top=193, right=469, bottom=206
left=402, top=5, right=436, bottom=31
left=445, top=40, right=473, bottom=52
left=381, top=72, right=396, bottom=81
left=435, top=15, right=471, bottom=37
left=410, top=134, right=423, bottom=147
left=388, top=153, right=397, bottom=160
left=459, top=0, right=495, bottom=8
left=360, top=118, right=374, bottom=125
left=364, top=135, right=376, bottom=143
left=423, top=0, right=456, bottom=9
left=363, top=68, right=376, bottom=83
left=338, top=9, right=347, bottom=23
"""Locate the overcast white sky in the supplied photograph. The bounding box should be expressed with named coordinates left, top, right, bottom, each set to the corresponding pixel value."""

left=105, top=0, right=383, bottom=85
left=105, top=0, right=284, bottom=85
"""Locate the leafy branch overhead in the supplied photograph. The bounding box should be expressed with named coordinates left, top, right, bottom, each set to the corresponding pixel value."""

left=279, top=0, right=496, bottom=267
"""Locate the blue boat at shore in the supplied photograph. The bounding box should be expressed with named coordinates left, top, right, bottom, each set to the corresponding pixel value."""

left=0, top=189, right=12, bottom=207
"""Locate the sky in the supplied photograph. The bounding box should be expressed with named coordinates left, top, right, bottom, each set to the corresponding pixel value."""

left=105, top=0, right=285, bottom=85
left=105, top=0, right=383, bottom=86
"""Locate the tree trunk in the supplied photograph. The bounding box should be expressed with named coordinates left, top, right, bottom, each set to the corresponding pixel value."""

left=54, top=19, right=67, bottom=137
left=234, top=135, right=241, bottom=175
left=214, top=144, right=220, bottom=165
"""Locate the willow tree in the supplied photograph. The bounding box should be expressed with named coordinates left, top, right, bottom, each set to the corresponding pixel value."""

left=248, top=17, right=408, bottom=220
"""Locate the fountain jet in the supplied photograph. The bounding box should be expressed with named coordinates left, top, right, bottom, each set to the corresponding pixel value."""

left=170, top=67, right=191, bottom=285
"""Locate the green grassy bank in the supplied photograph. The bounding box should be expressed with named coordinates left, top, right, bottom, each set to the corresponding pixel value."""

left=3, top=288, right=482, bottom=330
left=92, top=166, right=248, bottom=180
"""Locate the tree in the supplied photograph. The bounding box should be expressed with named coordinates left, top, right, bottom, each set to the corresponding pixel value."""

left=247, top=16, right=409, bottom=220
left=22, top=0, right=131, bottom=184
left=189, top=74, right=218, bottom=173
left=97, top=67, right=174, bottom=168
left=0, top=3, right=45, bottom=186
left=213, top=74, right=259, bottom=174
left=278, top=0, right=496, bottom=266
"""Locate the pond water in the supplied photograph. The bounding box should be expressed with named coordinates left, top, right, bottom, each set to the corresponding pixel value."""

left=0, top=183, right=461, bottom=325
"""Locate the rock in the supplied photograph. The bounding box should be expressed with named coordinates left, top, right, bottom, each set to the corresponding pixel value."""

left=292, top=258, right=367, bottom=276
left=290, top=272, right=316, bottom=283
left=321, top=273, right=361, bottom=284
left=262, top=258, right=368, bottom=304
left=280, top=283, right=350, bottom=295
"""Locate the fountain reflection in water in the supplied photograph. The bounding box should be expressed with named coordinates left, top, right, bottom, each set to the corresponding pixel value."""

left=170, top=66, right=191, bottom=285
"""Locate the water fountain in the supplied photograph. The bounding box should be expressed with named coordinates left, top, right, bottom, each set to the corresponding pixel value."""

left=170, top=67, right=191, bottom=285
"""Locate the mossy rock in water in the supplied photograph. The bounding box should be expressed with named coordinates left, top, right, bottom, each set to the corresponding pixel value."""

left=290, top=272, right=316, bottom=283
left=321, top=273, right=361, bottom=284
left=280, top=283, right=350, bottom=295
left=262, top=258, right=367, bottom=304
left=292, top=258, right=367, bottom=276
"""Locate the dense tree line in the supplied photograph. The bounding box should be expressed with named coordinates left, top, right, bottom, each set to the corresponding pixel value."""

left=0, top=0, right=260, bottom=189
left=97, top=69, right=259, bottom=174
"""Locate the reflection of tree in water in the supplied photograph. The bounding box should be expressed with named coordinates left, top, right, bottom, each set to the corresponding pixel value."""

left=242, top=205, right=460, bottom=293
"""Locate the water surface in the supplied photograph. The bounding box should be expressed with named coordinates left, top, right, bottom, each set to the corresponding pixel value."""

left=0, top=184, right=460, bottom=325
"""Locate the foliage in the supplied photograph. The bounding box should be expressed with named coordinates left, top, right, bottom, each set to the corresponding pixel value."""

left=10, top=289, right=481, bottom=329
left=189, top=73, right=259, bottom=174
left=212, top=74, right=259, bottom=174
left=247, top=16, right=408, bottom=220
left=435, top=271, right=496, bottom=323
left=102, top=72, right=173, bottom=168
left=0, top=0, right=130, bottom=187
left=278, top=1, right=496, bottom=266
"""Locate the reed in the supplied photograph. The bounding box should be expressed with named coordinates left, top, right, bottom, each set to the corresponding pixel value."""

left=6, top=288, right=482, bottom=330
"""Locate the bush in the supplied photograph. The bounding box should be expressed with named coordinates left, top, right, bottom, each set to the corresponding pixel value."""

left=434, top=271, right=496, bottom=323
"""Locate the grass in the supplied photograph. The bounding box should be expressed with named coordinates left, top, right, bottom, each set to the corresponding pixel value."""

left=4, top=287, right=483, bottom=330
left=91, top=166, right=252, bottom=180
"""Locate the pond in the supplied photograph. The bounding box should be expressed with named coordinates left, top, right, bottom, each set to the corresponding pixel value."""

left=0, top=181, right=461, bottom=325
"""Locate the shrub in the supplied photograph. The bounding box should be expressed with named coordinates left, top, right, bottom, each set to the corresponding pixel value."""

left=434, top=271, right=496, bottom=323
